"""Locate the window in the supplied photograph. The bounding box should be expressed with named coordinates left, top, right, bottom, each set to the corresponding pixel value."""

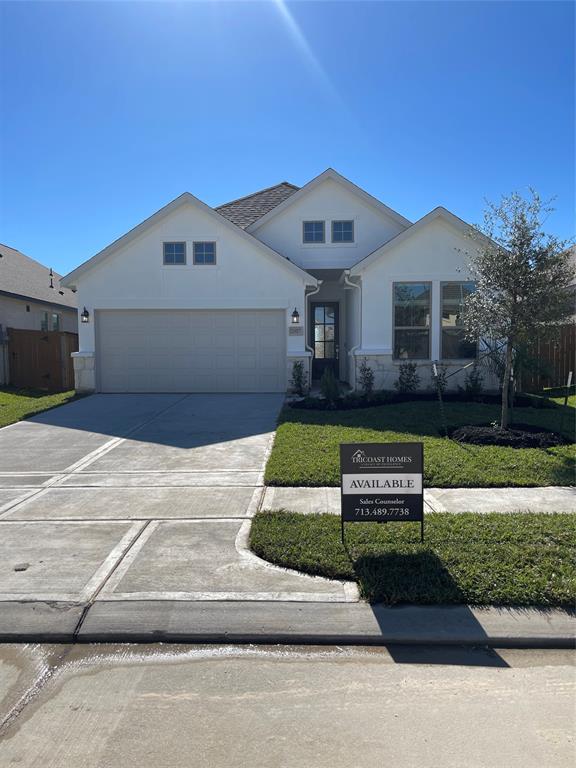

left=303, top=221, right=325, bottom=243
left=41, top=312, right=60, bottom=331
left=163, top=242, right=186, bottom=265
left=313, top=304, right=337, bottom=360
left=332, top=220, right=354, bottom=243
left=393, top=282, right=431, bottom=359
left=441, top=281, right=477, bottom=359
left=193, top=241, right=216, bottom=265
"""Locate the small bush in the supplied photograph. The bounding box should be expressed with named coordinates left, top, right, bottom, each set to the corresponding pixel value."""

left=431, top=362, right=448, bottom=395
left=462, top=361, right=484, bottom=398
left=290, top=360, right=308, bottom=396
left=320, top=367, right=340, bottom=407
left=394, top=362, right=421, bottom=393
left=358, top=358, right=375, bottom=398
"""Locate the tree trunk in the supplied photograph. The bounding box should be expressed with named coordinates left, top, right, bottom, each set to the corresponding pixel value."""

left=501, top=341, right=513, bottom=429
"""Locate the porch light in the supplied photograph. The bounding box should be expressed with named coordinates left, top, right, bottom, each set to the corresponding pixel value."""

left=80, top=307, right=90, bottom=324
left=291, top=308, right=300, bottom=324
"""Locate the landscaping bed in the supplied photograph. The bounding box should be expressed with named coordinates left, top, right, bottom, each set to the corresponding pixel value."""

left=289, top=390, right=547, bottom=411
left=0, top=388, right=78, bottom=428
left=449, top=423, right=569, bottom=449
left=265, top=400, right=575, bottom=487
left=250, top=510, right=576, bottom=608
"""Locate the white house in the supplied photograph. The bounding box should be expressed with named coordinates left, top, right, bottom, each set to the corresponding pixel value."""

left=63, top=169, right=484, bottom=394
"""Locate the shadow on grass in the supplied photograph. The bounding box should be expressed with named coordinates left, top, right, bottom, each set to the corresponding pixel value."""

left=353, top=551, right=466, bottom=605
left=352, top=550, right=510, bottom=668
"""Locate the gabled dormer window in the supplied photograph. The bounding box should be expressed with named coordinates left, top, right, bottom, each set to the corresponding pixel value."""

left=332, top=220, right=354, bottom=243
left=303, top=221, right=325, bottom=243
left=163, top=242, right=186, bottom=265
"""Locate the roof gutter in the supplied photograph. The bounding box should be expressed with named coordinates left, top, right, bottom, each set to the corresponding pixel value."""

left=304, top=281, right=322, bottom=383
left=343, top=270, right=361, bottom=390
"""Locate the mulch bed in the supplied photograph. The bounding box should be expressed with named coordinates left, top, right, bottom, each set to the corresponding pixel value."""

left=449, top=423, right=569, bottom=449
left=289, top=391, right=550, bottom=412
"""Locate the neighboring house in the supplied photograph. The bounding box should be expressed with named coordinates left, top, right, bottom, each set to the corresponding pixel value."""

left=0, top=244, right=78, bottom=385
left=62, top=169, right=486, bottom=394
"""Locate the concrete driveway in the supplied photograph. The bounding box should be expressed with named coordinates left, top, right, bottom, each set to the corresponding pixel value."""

left=0, top=394, right=355, bottom=636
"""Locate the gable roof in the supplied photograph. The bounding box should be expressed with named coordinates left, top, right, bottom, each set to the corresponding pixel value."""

left=62, top=192, right=317, bottom=288
left=0, top=243, right=77, bottom=310
left=349, top=207, right=484, bottom=274
left=216, top=182, right=299, bottom=229
left=246, top=168, right=413, bottom=233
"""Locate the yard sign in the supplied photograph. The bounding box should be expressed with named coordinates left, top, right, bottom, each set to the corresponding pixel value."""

left=339, top=443, right=424, bottom=542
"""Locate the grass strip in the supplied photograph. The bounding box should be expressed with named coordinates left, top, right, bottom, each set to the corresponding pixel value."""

left=250, top=509, right=576, bottom=608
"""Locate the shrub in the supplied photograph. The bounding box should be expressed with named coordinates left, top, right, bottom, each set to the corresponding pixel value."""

left=358, top=358, right=375, bottom=398
left=431, top=362, right=448, bottom=395
left=394, top=362, right=420, bottom=393
left=462, top=361, right=484, bottom=398
left=290, top=360, right=308, bottom=396
left=320, top=367, right=340, bottom=407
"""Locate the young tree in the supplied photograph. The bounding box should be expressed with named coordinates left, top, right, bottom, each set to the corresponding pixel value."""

left=463, top=190, right=574, bottom=428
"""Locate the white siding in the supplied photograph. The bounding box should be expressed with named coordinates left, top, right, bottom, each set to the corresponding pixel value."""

left=75, top=200, right=311, bottom=362
left=0, top=295, right=77, bottom=334
left=253, top=178, right=406, bottom=270
left=358, top=217, right=475, bottom=360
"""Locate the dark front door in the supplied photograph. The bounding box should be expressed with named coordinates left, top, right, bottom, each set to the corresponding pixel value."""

left=311, top=302, right=339, bottom=380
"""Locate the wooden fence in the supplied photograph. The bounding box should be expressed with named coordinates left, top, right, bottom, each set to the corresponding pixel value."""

left=518, top=324, right=575, bottom=392
left=7, top=329, right=78, bottom=391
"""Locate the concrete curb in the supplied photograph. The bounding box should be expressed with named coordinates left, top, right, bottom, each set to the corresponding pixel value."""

left=0, top=601, right=574, bottom=648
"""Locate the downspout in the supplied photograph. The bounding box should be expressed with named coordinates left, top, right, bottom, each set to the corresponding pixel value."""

left=343, top=270, right=362, bottom=390
left=305, top=280, right=322, bottom=386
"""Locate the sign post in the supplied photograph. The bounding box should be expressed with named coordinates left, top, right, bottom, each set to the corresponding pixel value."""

left=340, top=442, right=424, bottom=543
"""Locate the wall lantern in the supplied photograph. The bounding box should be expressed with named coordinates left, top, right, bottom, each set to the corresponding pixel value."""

left=80, top=307, right=90, bottom=324
left=291, top=308, right=300, bottom=324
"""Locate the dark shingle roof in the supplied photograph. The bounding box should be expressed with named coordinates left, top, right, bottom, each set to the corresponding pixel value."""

left=215, top=182, right=299, bottom=229
left=0, top=243, right=77, bottom=309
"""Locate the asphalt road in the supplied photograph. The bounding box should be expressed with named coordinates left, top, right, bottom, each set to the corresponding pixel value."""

left=0, top=644, right=574, bottom=767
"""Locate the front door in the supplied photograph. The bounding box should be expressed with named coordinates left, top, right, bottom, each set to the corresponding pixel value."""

left=311, top=302, right=339, bottom=380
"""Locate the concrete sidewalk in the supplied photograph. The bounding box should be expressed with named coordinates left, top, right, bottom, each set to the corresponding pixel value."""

left=263, top=485, right=576, bottom=515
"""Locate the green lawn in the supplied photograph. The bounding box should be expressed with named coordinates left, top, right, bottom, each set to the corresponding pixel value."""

left=0, top=388, right=78, bottom=428
left=265, top=401, right=575, bottom=487
left=550, top=394, right=576, bottom=408
left=250, top=510, right=576, bottom=608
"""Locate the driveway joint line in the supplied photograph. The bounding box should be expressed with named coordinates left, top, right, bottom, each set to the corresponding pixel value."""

left=96, top=521, right=160, bottom=597
left=0, top=396, right=195, bottom=516
left=72, top=520, right=153, bottom=638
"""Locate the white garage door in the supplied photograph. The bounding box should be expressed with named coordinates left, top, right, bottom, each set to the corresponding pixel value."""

left=97, top=310, right=286, bottom=393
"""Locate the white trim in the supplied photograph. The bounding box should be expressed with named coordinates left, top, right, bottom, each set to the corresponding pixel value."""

left=246, top=168, right=412, bottom=233
left=62, top=192, right=317, bottom=288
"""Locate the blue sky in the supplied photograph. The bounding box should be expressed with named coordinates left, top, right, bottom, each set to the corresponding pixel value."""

left=1, top=1, right=574, bottom=275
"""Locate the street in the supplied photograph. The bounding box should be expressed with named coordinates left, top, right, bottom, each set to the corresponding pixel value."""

left=0, top=644, right=574, bottom=767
